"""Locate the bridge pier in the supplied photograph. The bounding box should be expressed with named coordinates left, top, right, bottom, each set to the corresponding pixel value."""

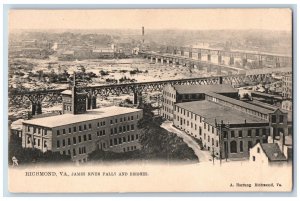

left=161, top=58, right=164, bottom=64
left=229, top=56, right=234, bottom=65
left=242, top=58, right=247, bottom=67
left=207, top=54, right=211, bottom=62
left=133, top=92, right=142, bottom=105
left=198, top=53, right=201, bottom=60
left=218, top=55, right=222, bottom=65
left=87, top=95, right=97, bottom=109
left=31, top=102, right=42, bottom=116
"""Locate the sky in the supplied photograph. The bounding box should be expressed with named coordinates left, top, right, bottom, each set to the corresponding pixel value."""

left=9, top=9, right=292, bottom=31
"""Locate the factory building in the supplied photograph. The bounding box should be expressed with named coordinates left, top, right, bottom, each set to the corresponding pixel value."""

left=163, top=83, right=288, bottom=160
left=21, top=76, right=143, bottom=163
left=162, top=84, right=238, bottom=120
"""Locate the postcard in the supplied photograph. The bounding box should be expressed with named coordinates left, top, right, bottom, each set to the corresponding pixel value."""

left=7, top=8, right=293, bottom=193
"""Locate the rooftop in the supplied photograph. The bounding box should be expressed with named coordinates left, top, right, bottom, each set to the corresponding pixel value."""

left=175, top=100, right=268, bottom=125
left=205, top=92, right=275, bottom=114
left=260, top=143, right=287, bottom=161
left=173, top=84, right=237, bottom=94
left=23, top=106, right=142, bottom=128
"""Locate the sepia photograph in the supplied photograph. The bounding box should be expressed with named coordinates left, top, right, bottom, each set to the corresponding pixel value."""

left=6, top=7, right=294, bottom=193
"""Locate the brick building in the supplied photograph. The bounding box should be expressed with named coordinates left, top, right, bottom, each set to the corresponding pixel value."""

left=21, top=77, right=143, bottom=163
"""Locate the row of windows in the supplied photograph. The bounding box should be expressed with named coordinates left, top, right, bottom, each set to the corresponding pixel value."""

left=56, top=124, right=92, bottom=136
left=110, top=125, right=135, bottom=135
left=123, top=146, right=137, bottom=152
left=62, top=146, right=87, bottom=156
left=109, top=134, right=139, bottom=146
left=56, top=134, right=92, bottom=148
left=223, top=129, right=268, bottom=138
left=27, top=126, right=48, bottom=135
left=175, top=108, right=203, bottom=123
left=163, top=90, right=175, bottom=99
left=202, top=134, right=219, bottom=147
left=271, top=115, right=285, bottom=123
left=109, top=115, right=138, bottom=124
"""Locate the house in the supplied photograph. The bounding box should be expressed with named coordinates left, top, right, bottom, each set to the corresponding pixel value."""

left=249, top=143, right=287, bottom=166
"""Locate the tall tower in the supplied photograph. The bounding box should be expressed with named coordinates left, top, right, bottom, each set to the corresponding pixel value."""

left=61, top=72, right=87, bottom=115
left=142, top=26, right=145, bottom=44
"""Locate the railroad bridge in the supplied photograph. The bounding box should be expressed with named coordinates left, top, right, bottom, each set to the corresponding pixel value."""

left=10, top=73, right=274, bottom=115
left=140, top=46, right=292, bottom=70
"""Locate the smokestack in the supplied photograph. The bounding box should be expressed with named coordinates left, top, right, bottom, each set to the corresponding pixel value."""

left=142, top=26, right=144, bottom=43
left=72, top=72, right=77, bottom=115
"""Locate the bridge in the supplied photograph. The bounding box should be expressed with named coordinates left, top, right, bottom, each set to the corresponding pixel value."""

left=10, top=73, right=276, bottom=116
left=140, top=46, right=292, bottom=70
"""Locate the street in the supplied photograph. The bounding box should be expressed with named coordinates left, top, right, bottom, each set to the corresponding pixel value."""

left=161, top=121, right=212, bottom=163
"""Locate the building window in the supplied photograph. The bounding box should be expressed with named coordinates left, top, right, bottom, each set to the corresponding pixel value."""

left=119, top=138, right=122, bottom=144
left=78, top=136, right=82, bottom=143
left=62, top=129, right=66, bottom=134
left=57, top=130, right=60, bottom=136
left=79, top=126, right=82, bottom=131
left=68, top=128, right=71, bottom=133
left=73, top=127, right=76, bottom=132
left=84, top=124, right=87, bottom=130
left=208, top=136, right=210, bottom=142
left=89, top=124, right=92, bottom=129
left=212, top=138, right=214, bottom=146
left=262, top=128, right=267, bottom=136
left=199, top=127, right=202, bottom=135
left=240, top=141, right=243, bottom=152
left=88, top=134, right=92, bottom=140
left=111, top=128, right=114, bottom=135
left=131, top=135, right=134, bottom=141
left=230, top=141, right=237, bottom=153
left=119, top=126, right=122, bottom=133
left=252, top=156, right=256, bottom=161
left=271, top=115, right=276, bottom=123
left=238, top=131, right=242, bottom=138
left=68, top=138, right=71, bottom=146
left=231, top=131, right=235, bottom=138
left=279, top=115, right=284, bottom=123
left=120, top=118, right=123, bottom=122
left=57, top=140, right=60, bottom=148
left=223, top=131, right=228, bottom=139
left=257, top=147, right=260, bottom=153
left=216, top=140, right=219, bottom=147
left=212, top=127, right=214, bottom=134
left=110, top=120, right=113, bottom=124
left=73, top=149, right=76, bottom=156
left=114, top=127, right=117, bottom=134
left=110, top=139, right=113, bottom=146
left=256, top=129, right=260, bottom=137
left=73, top=137, right=76, bottom=144
left=84, top=135, right=87, bottom=141
left=131, top=125, right=135, bottom=131
left=248, top=141, right=252, bottom=150
left=204, top=123, right=206, bottom=129
left=131, top=116, right=134, bottom=120
left=62, top=139, right=65, bottom=147
left=114, top=138, right=118, bottom=145
left=247, top=130, right=252, bottom=137
left=123, top=137, right=126, bottom=142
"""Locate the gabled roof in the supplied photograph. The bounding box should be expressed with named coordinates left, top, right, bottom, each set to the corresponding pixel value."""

left=260, top=143, right=287, bottom=162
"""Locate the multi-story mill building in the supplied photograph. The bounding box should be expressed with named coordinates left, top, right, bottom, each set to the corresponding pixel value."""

left=21, top=77, right=143, bottom=163
left=163, top=84, right=288, bottom=160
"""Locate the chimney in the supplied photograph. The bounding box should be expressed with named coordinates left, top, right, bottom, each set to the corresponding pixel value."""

left=72, top=72, right=77, bottom=115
